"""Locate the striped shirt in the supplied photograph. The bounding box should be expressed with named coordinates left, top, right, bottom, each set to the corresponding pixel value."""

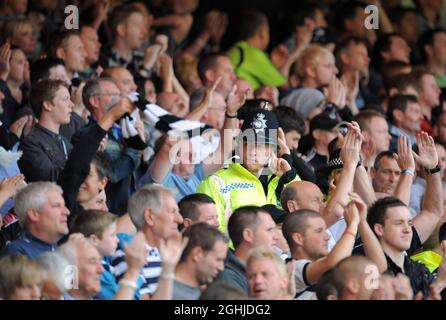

left=110, top=233, right=162, bottom=296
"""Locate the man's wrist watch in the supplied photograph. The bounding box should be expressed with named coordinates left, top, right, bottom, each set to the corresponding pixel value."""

left=424, top=165, right=441, bottom=174
left=225, top=112, right=237, bottom=119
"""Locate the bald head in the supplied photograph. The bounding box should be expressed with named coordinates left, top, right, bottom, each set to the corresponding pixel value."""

left=281, top=181, right=325, bottom=213
left=102, top=67, right=137, bottom=96
left=332, top=256, right=379, bottom=300
left=157, top=92, right=188, bottom=116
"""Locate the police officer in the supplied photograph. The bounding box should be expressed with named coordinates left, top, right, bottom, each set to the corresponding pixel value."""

left=197, top=108, right=300, bottom=233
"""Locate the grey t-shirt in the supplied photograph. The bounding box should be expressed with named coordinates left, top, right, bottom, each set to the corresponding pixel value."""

left=172, top=279, right=201, bottom=300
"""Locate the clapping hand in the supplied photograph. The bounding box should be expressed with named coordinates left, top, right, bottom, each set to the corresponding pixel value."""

left=413, top=132, right=438, bottom=170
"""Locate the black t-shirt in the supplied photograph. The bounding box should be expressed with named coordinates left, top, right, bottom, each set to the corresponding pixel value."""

left=353, top=227, right=435, bottom=298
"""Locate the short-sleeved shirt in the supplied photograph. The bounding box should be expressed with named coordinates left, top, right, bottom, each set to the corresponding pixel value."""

left=293, top=259, right=317, bottom=300
left=95, top=257, right=143, bottom=300
left=172, top=280, right=201, bottom=300
left=353, top=227, right=434, bottom=297
left=226, top=41, right=287, bottom=91
left=110, top=233, right=162, bottom=297
left=138, top=163, right=205, bottom=202
left=215, top=250, right=248, bottom=294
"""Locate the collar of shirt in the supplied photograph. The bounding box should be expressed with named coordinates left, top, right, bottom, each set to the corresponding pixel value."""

left=22, top=231, right=57, bottom=251
left=144, top=243, right=160, bottom=257
left=389, top=125, right=417, bottom=145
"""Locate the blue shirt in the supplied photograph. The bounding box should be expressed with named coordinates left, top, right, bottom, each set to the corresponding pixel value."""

left=138, top=163, right=205, bottom=202
left=95, top=256, right=142, bottom=300
left=109, top=233, right=152, bottom=298
left=0, top=154, right=21, bottom=216
left=389, top=124, right=417, bottom=152
left=1, top=231, right=57, bottom=258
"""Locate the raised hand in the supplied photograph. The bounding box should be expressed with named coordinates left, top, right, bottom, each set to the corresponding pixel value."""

left=343, top=196, right=361, bottom=228
left=271, top=153, right=292, bottom=177
left=0, top=174, right=26, bottom=199
left=271, top=44, right=290, bottom=70
left=340, top=122, right=362, bottom=167
left=98, top=134, right=108, bottom=152
left=413, top=132, right=438, bottom=170
left=226, top=84, right=248, bottom=115
left=395, top=134, right=415, bottom=171
left=0, top=41, right=11, bottom=80
left=22, top=116, right=36, bottom=137
left=326, top=77, right=346, bottom=107
left=295, top=18, right=314, bottom=50
left=211, top=11, right=228, bottom=45
left=124, top=231, right=149, bottom=271
left=155, top=34, right=169, bottom=56
left=392, top=274, right=414, bottom=300
left=9, top=115, right=29, bottom=138
left=341, top=71, right=359, bottom=104
left=158, top=232, right=189, bottom=272
left=144, top=44, right=162, bottom=71
left=277, top=127, right=290, bottom=156
left=348, top=192, right=367, bottom=223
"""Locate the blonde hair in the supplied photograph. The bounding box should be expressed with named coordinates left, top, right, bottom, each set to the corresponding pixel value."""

left=70, top=210, right=118, bottom=239
left=247, top=245, right=287, bottom=277
left=1, top=18, right=33, bottom=43
left=296, top=45, right=334, bottom=80
left=0, top=255, right=45, bottom=299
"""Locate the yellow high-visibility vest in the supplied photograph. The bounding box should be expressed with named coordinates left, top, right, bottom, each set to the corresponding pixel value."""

left=196, top=163, right=300, bottom=234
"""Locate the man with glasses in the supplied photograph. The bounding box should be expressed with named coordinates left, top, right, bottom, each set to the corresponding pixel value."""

left=82, top=77, right=143, bottom=215
left=189, top=88, right=227, bottom=130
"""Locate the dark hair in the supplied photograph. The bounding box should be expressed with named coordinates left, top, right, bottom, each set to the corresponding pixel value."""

left=178, top=193, right=215, bottom=223
left=237, top=11, right=268, bottom=41
left=30, top=58, right=65, bottom=85
left=197, top=52, right=225, bottom=84
left=315, top=268, right=338, bottom=300
left=47, top=29, right=81, bottom=58
left=381, top=60, right=411, bottom=90
left=274, top=106, right=305, bottom=135
left=373, top=151, right=397, bottom=170
left=333, top=1, right=367, bottom=35
left=108, top=4, right=142, bottom=40
left=82, top=77, right=116, bottom=113
left=280, top=184, right=298, bottom=213
left=439, top=222, right=446, bottom=242
left=387, top=94, right=419, bottom=124
left=29, top=79, right=69, bottom=118
left=289, top=4, right=319, bottom=29
left=335, top=36, right=369, bottom=67
left=411, top=68, right=434, bottom=93
left=179, top=223, right=227, bottom=263
left=227, top=206, right=266, bottom=248
left=385, top=72, right=416, bottom=96
left=91, top=152, right=109, bottom=181
left=371, top=33, right=405, bottom=71
left=418, top=28, right=446, bottom=64
left=367, top=197, right=407, bottom=233
left=282, top=209, right=322, bottom=250
left=388, top=6, right=417, bottom=26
